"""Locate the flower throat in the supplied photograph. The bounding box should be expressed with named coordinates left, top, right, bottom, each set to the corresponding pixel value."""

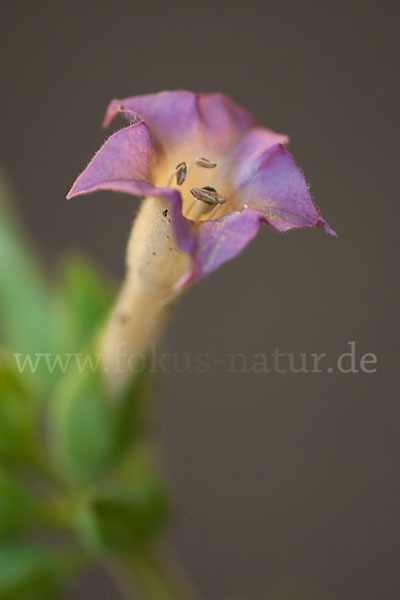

left=168, top=157, right=228, bottom=222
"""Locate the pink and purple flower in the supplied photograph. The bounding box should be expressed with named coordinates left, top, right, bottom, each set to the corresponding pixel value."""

left=68, top=91, right=334, bottom=286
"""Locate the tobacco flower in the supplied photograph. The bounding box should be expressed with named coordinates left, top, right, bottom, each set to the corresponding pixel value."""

left=68, top=91, right=334, bottom=288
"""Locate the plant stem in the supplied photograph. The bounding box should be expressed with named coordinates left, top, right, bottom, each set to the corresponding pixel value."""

left=100, top=196, right=189, bottom=396
left=109, top=546, right=199, bottom=600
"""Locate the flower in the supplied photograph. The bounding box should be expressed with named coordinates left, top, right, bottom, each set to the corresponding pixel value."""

left=68, top=91, right=334, bottom=288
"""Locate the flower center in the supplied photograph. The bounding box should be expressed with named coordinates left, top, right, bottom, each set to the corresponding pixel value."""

left=168, top=158, right=228, bottom=222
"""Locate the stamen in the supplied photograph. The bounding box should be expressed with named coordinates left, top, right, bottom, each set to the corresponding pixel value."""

left=167, top=161, right=187, bottom=186
left=175, top=162, right=187, bottom=185
left=189, top=186, right=220, bottom=205
left=207, top=191, right=228, bottom=220
left=186, top=187, right=228, bottom=220
left=195, top=157, right=217, bottom=169
left=208, top=204, right=222, bottom=220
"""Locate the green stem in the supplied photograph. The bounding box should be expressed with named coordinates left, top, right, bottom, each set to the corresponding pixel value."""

left=109, top=547, right=196, bottom=600
left=131, top=552, right=181, bottom=600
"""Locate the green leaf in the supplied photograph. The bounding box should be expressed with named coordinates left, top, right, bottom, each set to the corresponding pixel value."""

left=0, top=469, right=38, bottom=538
left=52, top=253, right=114, bottom=355
left=77, top=475, right=168, bottom=554
left=113, top=357, right=152, bottom=456
left=0, top=175, right=53, bottom=361
left=49, top=361, right=115, bottom=484
left=0, top=351, right=38, bottom=463
left=48, top=350, right=154, bottom=484
left=0, top=542, right=62, bottom=599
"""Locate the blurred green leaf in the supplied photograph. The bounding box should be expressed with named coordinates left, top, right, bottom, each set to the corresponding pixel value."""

left=53, top=253, right=114, bottom=354
left=0, top=175, right=53, bottom=362
left=0, top=469, right=37, bottom=538
left=0, top=542, right=62, bottom=599
left=0, top=351, right=38, bottom=463
left=49, top=352, right=154, bottom=484
left=49, top=362, right=115, bottom=484
left=113, top=357, right=152, bottom=455
left=77, top=474, right=168, bottom=554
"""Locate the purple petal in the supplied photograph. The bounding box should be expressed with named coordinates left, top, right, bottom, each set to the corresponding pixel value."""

left=228, top=127, right=289, bottom=167
left=102, top=100, right=142, bottom=127
left=176, top=209, right=264, bottom=288
left=103, top=92, right=201, bottom=151
left=67, top=120, right=197, bottom=259
left=233, top=143, right=335, bottom=234
left=196, top=93, right=254, bottom=150
left=67, top=122, right=158, bottom=199
left=102, top=91, right=254, bottom=154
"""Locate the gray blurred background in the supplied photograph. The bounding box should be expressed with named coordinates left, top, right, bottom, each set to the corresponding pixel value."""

left=1, top=0, right=399, bottom=598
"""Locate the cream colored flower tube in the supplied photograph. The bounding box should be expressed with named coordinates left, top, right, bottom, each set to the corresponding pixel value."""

left=101, top=196, right=190, bottom=395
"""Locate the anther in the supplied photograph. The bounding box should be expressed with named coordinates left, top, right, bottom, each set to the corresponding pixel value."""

left=195, top=157, right=217, bottom=169
left=167, top=162, right=187, bottom=186
left=175, top=162, right=187, bottom=185
left=190, top=186, right=218, bottom=205
left=186, top=187, right=228, bottom=220
left=190, top=186, right=227, bottom=206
